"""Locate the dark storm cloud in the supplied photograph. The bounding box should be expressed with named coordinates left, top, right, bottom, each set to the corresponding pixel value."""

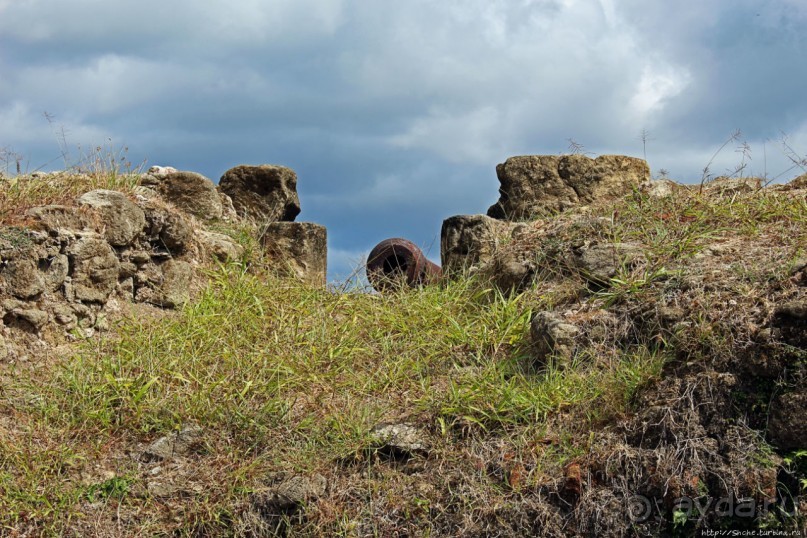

left=1, top=0, right=805, bottom=281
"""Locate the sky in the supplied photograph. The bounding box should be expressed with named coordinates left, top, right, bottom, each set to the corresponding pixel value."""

left=1, top=0, right=806, bottom=282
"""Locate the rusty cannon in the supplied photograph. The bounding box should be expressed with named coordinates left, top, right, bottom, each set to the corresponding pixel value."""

left=366, top=238, right=442, bottom=291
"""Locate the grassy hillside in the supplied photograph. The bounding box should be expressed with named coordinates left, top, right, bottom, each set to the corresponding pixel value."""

left=0, top=172, right=805, bottom=536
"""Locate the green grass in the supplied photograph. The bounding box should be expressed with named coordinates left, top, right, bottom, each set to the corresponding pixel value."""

left=0, top=171, right=141, bottom=225
left=613, top=184, right=806, bottom=262
left=0, top=260, right=667, bottom=535
left=0, top=143, right=143, bottom=225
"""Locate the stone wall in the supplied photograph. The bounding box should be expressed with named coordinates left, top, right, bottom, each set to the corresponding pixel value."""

left=442, top=154, right=649, bottom=287
left=0, top=164, right=327, bottom=362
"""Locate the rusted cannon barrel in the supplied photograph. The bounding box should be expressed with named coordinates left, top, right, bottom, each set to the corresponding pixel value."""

left=366, top=238, right=442, bottom=291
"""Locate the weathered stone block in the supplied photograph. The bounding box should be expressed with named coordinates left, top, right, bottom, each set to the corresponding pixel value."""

left=530, top=311, right=579, bottom=365
left=77, top=189, right=146, bottom=246
left=1, top=258, right=45, bottom=299
left=135, top=260, right=193, bottom=308
left=153, top=171, right=223, bottom=220
left=198, top=231, right=244, bottom=262
left=66, top=236, right=120, bottom=303
left=576, top=242, right=645, bottom=285
left=26, top=205, right=92, bottom=234
left=488, top=154, right=649, bottom=220
left=42, top=254, right=69, bottom=292
left=260, top=222, right=326, bottom=286
left=142, top=203, right=193, bottom=254
left=441, top=214, right=510, bottom=275
left=4, top=307, right=49, bottom=332
left=219, top=165, right=300, bottom=223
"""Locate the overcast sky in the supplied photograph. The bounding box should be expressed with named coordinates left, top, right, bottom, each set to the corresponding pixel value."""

left=2, top=0, right=806, bottom=281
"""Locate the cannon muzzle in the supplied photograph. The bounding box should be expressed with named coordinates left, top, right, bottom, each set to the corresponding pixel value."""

left=366, top=238, right=441, bottom=291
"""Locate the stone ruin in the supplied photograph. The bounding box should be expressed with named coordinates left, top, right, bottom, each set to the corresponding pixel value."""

left=2, top=152, right=805, bottom=533
left=0, top=164, right=327, bottom=361
left=486, top=154, right=650, bottom=220
left=439, top=154, right=806, bottom=287
left=441, top=153, right=651, bottom=280
left=368, top=153, right=655, bottom=291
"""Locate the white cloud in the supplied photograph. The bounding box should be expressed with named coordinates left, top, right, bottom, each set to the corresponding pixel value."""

left=597, top=0, right=617, bottom=26
left=388, top=106, right=507, bottom=164
left=629, top=64, right=691, bottom=117
left=347, top=0, right=652, bottom=161
left=2, top=0, right=806, bottom=280
left=0, top=0, right=345, bottom=47
left=202, top=0, right=346, bottom=46
left=0, top=102, right=48, bottom=145
left=0, top=100, right=120, bottom=173
left=9, top=55, right=190, bottom=114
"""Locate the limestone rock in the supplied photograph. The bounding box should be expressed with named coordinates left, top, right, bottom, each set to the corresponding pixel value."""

left=118, top=261, right=137, bottom=279
left=488, top=154, right=649, bottom=220
left=134, top=262, right=161, bottom=288
left=135, top=260, right=193, bottom=308
left=531, top=311, right=579, bottom=365
left=560, top=154, right=648, bottom=202
left=118, top=277, right=135, bottom=299
left=784, top=173, right=807, bottom=190
left=244, top=473, right=327, bottom=527
left=487, top=252, right=535, bottom=292
left=142, top=425, right=203, bottom=461
left=70, top=303, right=93, bottom=327
left=1, top=257, right=45, bottom=299
left=143, top=204, right=193, bottom=255
left=219, top=165, right=300, bottom=223
left=66, top=236, right=120, bottom=303
left=441, top=214, right=510, bottom=275
left=639, top=179, right=682, bottom=198
left=26, top=205, right=92, bottom=234
left=153, top=171, right=223, bottom=220
left=77, top=189, right=146, bottom=246
left=218, top=192, right=238, bottom=222
left=128, top=250, right=152, bottom=266
left=1, top=298, right=24, bottom=312
left=132, top=185, right=158, bottom=200
left=4, top=307, right=49, bottom=332
left=198, top=231, right=243, bottom=262
left=41, top=254, right=69, bottom=292
left=273, top=474, right=328, bottom=508
left=576, top=242, right=645, bottom=285
left=260, top=222, right=326, bottom=286
left=145, top=165, right=177, bottom=178
left=371, top=423, right=429, bottom=456
left=146, top=478, right=185, bottom=498
left=705, top=176, right=762, bottom=194
left=50, top=304, right=78, bottom=327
